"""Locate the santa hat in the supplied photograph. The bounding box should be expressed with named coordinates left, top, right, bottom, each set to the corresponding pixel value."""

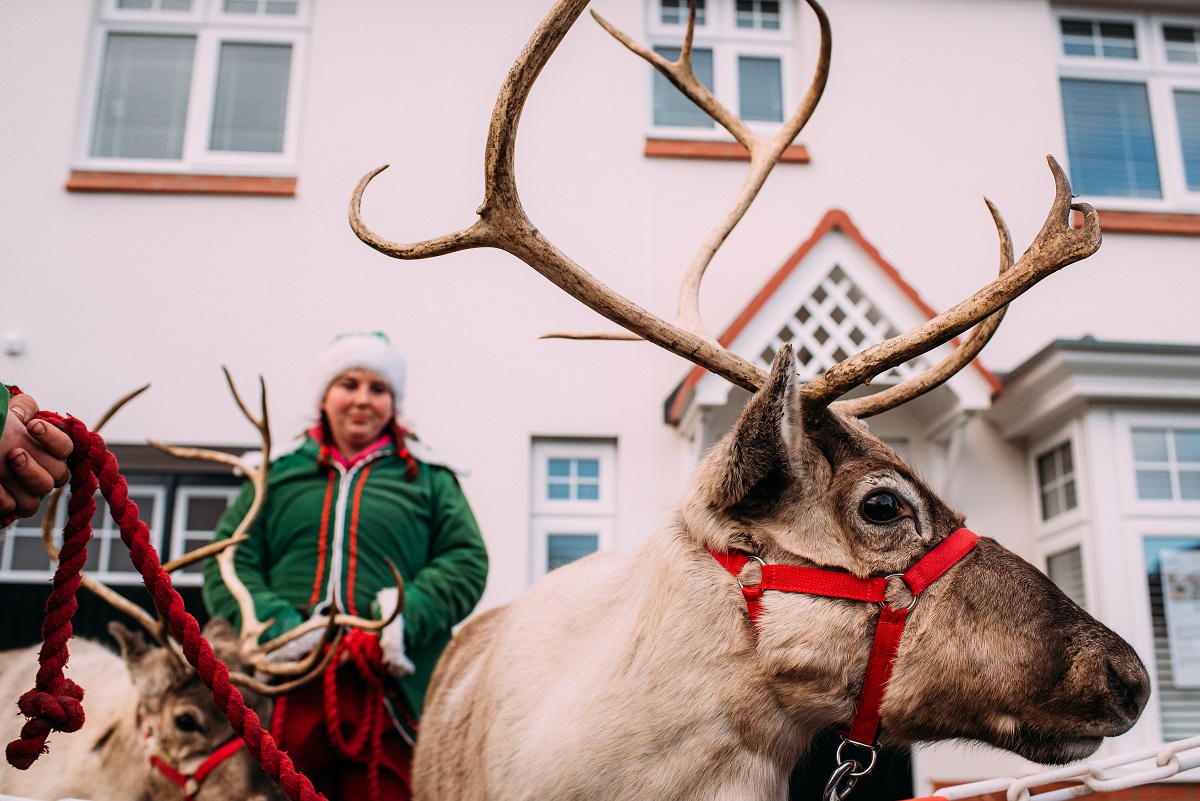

left=314, top=331, right=406, bottom=415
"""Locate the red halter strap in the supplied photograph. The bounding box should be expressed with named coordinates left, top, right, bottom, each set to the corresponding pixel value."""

left=708, top=527, right=978, bottom=747
left=149, top=736, right=246, bottom=800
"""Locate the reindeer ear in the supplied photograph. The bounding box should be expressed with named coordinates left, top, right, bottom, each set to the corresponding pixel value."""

left=699, top=344, right=801, bottom=509
left=108, top=621, right=150, bottom=665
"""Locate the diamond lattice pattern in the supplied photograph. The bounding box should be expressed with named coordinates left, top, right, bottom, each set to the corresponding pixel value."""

left=755, top=265, right=928, bottom=382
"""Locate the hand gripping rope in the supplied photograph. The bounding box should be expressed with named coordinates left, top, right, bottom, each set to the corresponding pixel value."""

left=2, top=411, right=326, bottom=801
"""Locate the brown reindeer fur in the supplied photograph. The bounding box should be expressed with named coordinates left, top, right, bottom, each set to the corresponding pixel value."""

left=413, top=347, right=1148, bottom=801
left=0, top=619, right=286, bottom=801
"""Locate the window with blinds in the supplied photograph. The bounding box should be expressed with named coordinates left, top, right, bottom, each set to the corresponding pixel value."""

left=647, top=0, right=795, bottom=137
left=1047, top=546, right=1087, bottom=609
left=1055, top=9, right=1200, bottom=208
left=1144, top=537, right=1200, bottom=743
left=80, top=0, right=308, bottom=174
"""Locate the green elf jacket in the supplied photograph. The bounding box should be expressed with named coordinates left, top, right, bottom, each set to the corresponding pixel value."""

left=201, top=432, right=488, bottom=723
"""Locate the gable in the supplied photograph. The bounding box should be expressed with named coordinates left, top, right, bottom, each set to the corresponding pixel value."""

left=666, top=209, right=1000, bottom=425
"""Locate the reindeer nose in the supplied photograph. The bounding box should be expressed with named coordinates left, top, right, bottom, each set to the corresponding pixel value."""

left=1106, top=655, right=1150, bottom=723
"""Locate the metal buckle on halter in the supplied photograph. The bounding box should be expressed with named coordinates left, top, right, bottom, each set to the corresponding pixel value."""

left=882, top=573, right=917, bottom=611
left=735, top=555, right=766, bottom=589
left=823, top=739, right=879, bottom=801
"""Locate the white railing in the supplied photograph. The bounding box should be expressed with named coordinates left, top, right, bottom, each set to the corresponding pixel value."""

left=913, top=735, right=1200, bottom=801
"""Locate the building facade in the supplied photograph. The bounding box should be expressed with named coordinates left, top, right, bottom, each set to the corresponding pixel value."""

left=2, top=0, right=1199, bottom=796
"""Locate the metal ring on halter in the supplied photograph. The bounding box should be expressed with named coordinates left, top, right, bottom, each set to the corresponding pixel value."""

left=822, top=759, right=861, bottom=801
left=835, top=739, right=878, bottom=777
left=882, top=573, right=918, bottom=611
left=736, top=555, right=767, bottom=589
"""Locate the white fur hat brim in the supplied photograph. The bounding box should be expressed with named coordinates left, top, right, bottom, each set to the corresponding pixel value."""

left=314, top=332, right=406, bottom=414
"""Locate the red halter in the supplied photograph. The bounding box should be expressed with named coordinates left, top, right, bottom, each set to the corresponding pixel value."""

left=708, top=527, right=978, bottom=749
left=148, top=736, right=246, bottom=800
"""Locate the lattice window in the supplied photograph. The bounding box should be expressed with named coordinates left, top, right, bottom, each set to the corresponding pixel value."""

left=755, top=265, right=928, bottom=382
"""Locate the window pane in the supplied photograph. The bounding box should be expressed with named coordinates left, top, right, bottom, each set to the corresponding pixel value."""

left=1134, top=429, right=1170, bottom=462
left=225, top=0, right=258, bottom=12
left=1048, top=546, right=1087, bottom=607
left=186, top=496, right=231, bottom=530
left=1166, top=25, right=1200, bottom=63
left=739, top=56, right=783, bottom=122
left=1061, top=79, right=1161, bottom=198
left=118, top=0, right=154, bottom=8
left=1181, top=471, right=1200, bottom=500
left=547, top=483, right=570, bottom=500
left=1042, top=489, right=1062, bottom=519
left=1098, top=22, right=1137, bottom=59
left=576, top=459, right=600, bottom=479
left=162, top=0, right=194, bottom=9
left=12, top=536, right=52, bottom=571
left=210, top=42, right=292, bottom=153
left=577, top=483, right=600, bottom=501
left=1061, top=18, right=1096, bottom=57
left=91, top=33, right=196, bottom=159
left=1177, top=430, right=1200, bottom=463
left=1138, top=469, right=1174, bottom=500
left=265, top=0, right=298, bottom=14
left=653, top=46, right=714, bottom=127
left=1038, top=450, right=1060, bottom=484
left=547, top=533, right=598, bottom=571
left=1174, top=91, right=1200, bottom=192
left=1064, top=480, right=1078, bottom=509
left=548, top=459, right=570, bottom=477
left=661, top=0, right=705, bottom=26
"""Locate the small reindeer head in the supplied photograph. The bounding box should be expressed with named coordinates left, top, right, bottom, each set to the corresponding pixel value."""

left=683, top=345, right=1149, bottom=764
left=110, top=620, right=286, bottom=801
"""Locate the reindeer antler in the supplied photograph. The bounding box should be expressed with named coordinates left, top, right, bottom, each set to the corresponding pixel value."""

left=349, top=0, right=1101, bottom=416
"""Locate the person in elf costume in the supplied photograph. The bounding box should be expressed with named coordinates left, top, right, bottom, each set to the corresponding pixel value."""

left=202, top=332, right=488, bottom=801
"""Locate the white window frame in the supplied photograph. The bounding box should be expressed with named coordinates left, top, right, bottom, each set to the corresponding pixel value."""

left=74, top=0, right=310, bottom=177
left=168, top=484, right=242, bottom=587
left=529, top=439, right=617, bottom=581
left=1054, top=7, right=1200, bottom=212
left=645, top=0, right=798, bottom=141
left=1030, top=422, right=1089, bottom=537
left=1115, top=412, right=1200, bottom=515
left=0, top=484, right=167, bottom=585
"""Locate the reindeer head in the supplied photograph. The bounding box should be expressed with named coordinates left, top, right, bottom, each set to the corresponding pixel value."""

left=685, top=345, right=1149, bottom=765
left=110, top=619, right=287, bottom=801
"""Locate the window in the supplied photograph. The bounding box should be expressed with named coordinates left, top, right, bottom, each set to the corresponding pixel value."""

left=1055, top=9, right=1200, bottom=209
left=647, top=0, right=795, bottom=138
left=1047, top=545, right=1088, bottom=608
left=77, top=0, right=309, bottom=176
left=1144, top=537, right=1200, bottom=742
left=1037, top=441, right=1078, bottom=520
left=1132, top=427, right=1200, bottom=501
left=1, top=474, right=241, bottom=587
left=529, top=440, right=616, bottom=581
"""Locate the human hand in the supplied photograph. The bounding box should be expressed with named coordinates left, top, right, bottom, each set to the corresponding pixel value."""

left=0, top=392, right=72, bottom=518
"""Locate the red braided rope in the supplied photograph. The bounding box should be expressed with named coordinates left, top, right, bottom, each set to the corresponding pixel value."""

left=4, top=413, right=327, bottom=801
left=323, top=630, right=387, bottom=801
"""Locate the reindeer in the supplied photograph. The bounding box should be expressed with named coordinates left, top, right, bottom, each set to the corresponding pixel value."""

left=1, top=375, right=400, bottom=801
left=346, top=0, right=1151, bottom=799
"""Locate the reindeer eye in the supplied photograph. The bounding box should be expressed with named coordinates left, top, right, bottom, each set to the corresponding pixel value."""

left=861, top=492, right=902, bottom=523
left=174, top=713, right=201, bottom=733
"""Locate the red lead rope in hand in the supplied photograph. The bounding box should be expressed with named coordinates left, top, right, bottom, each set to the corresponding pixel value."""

left=4, top=413, right=326, bottom=801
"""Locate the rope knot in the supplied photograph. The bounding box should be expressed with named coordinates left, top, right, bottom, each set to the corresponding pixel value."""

left=16, top=680, right=85, bottom=730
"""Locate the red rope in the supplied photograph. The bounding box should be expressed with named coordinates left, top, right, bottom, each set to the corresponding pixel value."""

left=322, top=629, right=388, bottom=801
left=4, top=413, right=326, bottom=801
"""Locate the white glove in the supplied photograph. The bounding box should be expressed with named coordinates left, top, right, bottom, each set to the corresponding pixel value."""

left=376, top=586, right=415, bottom=677
left=264, top=624, right=326, bottom=664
